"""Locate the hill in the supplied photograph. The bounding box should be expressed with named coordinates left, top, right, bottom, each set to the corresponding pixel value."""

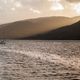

left=25, top=21, right=80, bottom=40
left=0, top=16, right=79, bottom=39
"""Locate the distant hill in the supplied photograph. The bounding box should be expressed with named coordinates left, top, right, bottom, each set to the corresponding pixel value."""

left=0, top=16, right=79, bottom=39
left=25, top=21, right=80, bottom=40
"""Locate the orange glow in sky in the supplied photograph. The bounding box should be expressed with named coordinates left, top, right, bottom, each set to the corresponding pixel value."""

left=0, top=0, right=80, bottom=24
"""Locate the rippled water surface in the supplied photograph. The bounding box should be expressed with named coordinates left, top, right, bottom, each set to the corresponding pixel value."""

left=0, top=40, right=80, bottom=80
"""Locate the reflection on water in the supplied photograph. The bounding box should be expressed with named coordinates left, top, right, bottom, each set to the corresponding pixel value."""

left=0, top=40, right=80, bottom=80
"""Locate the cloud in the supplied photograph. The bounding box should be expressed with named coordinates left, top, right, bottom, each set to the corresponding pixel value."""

left=49, top=0, right=64, bottom=11
left=11, top=7, right=16, bottom=11
left=73, top=3, right=80, bottom=14
left=14, top=1, right=23, bottom=8
left=30, top=8, right=41, bottom=14
left=67, top=0, right=80, bottom=3
left=50, top=3, right=64, bottom=11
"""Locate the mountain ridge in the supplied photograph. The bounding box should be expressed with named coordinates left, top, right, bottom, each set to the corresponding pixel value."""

left=24, top=21, right=80, bottom=40
left=0, top=16, right=80, bottom=39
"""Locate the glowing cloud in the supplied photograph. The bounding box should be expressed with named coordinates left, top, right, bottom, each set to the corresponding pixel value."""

left=73, top=3, right=80, bottom=14
left=30, top=8, right=41, bottom=14
left=15, top=1, right=22, bottom=8
left=11, top=7, right=16, bottom=11
left=49, top=0, right=64, bottom=11
left=51, top=3, right=64, bottom=11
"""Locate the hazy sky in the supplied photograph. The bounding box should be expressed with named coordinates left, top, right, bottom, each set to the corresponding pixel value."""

left=0, top=0, right=80, bottom=24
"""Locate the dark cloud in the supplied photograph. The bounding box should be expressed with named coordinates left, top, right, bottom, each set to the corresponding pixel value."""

left=67, top=0, right=80, bottom=3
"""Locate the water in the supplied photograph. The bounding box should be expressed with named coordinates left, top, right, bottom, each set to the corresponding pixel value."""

left=0, top=40, right=80, bottom=80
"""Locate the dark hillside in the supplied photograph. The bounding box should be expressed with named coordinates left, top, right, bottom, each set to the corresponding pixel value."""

left=24, top=21, right=80, bottom=40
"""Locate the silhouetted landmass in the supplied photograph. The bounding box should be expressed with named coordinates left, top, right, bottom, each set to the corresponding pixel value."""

left=0, top=16, right=79, bottom=39
left=23, top=21, right=80, bottom=40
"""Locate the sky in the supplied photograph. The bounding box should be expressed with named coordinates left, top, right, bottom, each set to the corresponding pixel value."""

left=0, top=0, right=80, bottom=24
